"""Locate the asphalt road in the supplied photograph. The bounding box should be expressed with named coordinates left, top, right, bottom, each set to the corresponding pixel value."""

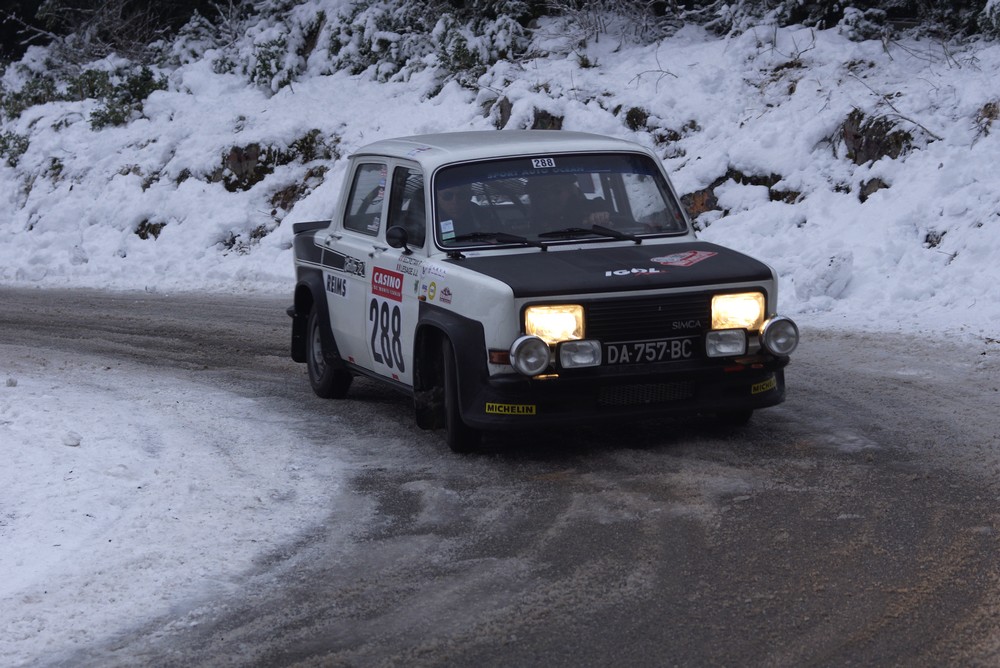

left=2, top=287, right=999, bottom=667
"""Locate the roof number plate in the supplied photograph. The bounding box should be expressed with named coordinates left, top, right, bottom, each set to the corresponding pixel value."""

left=531, top=158, right=556, bottom=169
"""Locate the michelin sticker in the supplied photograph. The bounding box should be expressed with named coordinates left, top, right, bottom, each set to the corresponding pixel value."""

left=751, top=376, right=777, bottom=394
left=486, top=402, right=537, bottom=415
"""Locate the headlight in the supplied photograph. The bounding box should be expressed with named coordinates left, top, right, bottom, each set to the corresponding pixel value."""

left=761, top=316, right=799, bottom=356
left=510, top=335, right=551, bottom=376
left=524, top=305, right=583, bottom=344
left=712, top=292, right=765, bottom=331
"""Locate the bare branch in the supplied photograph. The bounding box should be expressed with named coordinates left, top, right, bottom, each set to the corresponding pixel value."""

left=849, top=73, right=944, bottom=142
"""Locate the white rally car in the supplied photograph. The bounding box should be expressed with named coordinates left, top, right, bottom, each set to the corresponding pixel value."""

left=288, top=131, right=798, bottom=452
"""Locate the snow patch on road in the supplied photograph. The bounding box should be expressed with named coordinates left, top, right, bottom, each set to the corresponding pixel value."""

left=0, top=345, right=345, bottom=665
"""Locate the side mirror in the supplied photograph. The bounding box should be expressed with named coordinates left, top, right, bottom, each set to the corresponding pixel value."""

left=385, top=225, right=412, bottom=254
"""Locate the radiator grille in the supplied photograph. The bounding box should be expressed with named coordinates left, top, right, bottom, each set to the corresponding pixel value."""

left=586, top=293, right=712, bottom=342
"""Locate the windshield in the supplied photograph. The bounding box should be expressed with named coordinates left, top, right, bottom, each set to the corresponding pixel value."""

left=433, top=152, right=687, bottom=248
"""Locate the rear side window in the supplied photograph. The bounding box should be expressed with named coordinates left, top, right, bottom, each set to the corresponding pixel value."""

left=387, top=166, right=426, bottom=247
left=343, top=163, right=387, bottom=236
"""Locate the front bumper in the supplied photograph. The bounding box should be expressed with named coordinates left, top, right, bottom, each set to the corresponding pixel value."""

left=458, top=357, right=788, bottom=430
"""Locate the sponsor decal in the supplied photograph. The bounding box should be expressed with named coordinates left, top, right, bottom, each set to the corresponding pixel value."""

left=396, top=255, right=422, bottom=277
left=606, top=252, right=717, bottom=276
left=751, top=376, right=777, bottom=395
left=439, top=287, right=453, bottom=304
left=427, top=281, right=437, bottom=301
left=344, top=256, right=366, bottom=277
left=325, top=274, right=347, bottom=297
left=486, top=402, right=537, bottom=415
left=372, top=267, right=404, bottom=301
left=652, top=250, right=717, bottom=267
left=605, top=267, right=665, bottom=278
left=421, top=264, right=448, bottom=279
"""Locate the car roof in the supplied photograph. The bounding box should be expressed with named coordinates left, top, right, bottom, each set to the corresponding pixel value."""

left=351, top=130, right=657, bottom=172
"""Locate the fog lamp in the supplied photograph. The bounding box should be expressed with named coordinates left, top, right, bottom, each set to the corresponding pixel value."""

left=706, top=329, right=748, bottom=358
left=510, top=335, right=551, bottom=376
left=761, top=316, right=799, bottom=356
left=559, top=340, right=602, bottom=368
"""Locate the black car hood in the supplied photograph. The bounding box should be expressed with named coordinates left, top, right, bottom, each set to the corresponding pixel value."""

left=447, top=241, right=773, bottom=298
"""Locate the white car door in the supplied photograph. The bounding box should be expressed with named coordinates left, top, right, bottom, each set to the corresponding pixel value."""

left=363, top=163, right=426, bottom=387
left=322, top=160, right=391, bottom=370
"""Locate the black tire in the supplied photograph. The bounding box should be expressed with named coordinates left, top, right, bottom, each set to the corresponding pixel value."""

left=414, top=383, right=443, bottom=430
left=306, top=306, right=352, bottom=399
left=442, top=338, right=481, bottom=453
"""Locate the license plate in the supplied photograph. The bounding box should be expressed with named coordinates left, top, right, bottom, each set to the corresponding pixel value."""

left=604, top=336, right=697, bottom=365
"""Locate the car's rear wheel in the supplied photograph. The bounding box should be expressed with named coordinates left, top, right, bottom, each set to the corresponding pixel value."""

left=306, top=306, right=352, bottom=399
left=442, top=338, right=481, bottom=453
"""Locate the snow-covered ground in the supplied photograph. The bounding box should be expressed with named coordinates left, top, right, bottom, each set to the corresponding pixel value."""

left=2, top=14, right=999, bottom=665
left=2, top=21, right=999, bottom=338
left=0, top=344, right=348, bottom=665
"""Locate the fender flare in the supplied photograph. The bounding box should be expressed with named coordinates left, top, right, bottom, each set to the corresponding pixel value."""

left=413, top=303, right=487, bottom=416
left=290, top=269, right=343, bottom=366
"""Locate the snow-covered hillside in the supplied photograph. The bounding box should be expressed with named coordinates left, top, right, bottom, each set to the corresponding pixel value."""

left=1, top=12, right=998, bottom=340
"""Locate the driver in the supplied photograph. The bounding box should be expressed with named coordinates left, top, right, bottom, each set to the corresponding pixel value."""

left=529, top=174, right=610, bottom=229
left=436, top=184, right=484, bottom=241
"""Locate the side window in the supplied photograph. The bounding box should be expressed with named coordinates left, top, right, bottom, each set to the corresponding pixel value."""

left=387, top=166, right=426, bottom=247
left=343, top=163, right=387, bottom=236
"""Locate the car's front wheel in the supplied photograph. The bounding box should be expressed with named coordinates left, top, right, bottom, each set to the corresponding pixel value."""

left=306, top=306, right=352, bottom=399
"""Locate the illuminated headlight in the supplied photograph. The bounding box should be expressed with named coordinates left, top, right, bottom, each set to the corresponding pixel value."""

left=510, top=335, right=551, bottom=376
left=706, top=329, right=747, bottom=358
left=761, top=316, right=799, bottom=356
left=524, top=305, right=583, bottom=344
left=559, top=340, right=602, bottom=368
left=712, top=292, right=765, bottom=331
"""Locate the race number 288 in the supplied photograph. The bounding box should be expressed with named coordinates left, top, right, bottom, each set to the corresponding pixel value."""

left=369, top=298, right=405, bottom=371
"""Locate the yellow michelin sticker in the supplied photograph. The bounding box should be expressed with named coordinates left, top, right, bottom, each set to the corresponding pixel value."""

left=485, top=402, right=537, bottom=415
left=751, top=376, right=777, bottom=395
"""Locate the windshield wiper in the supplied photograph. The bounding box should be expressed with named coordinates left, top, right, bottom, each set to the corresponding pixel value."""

left=449, top=231, right=548, bottom=251
left=537, top=225, right=642, bottom=244
left=591, top=224, right=642, bottom=244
